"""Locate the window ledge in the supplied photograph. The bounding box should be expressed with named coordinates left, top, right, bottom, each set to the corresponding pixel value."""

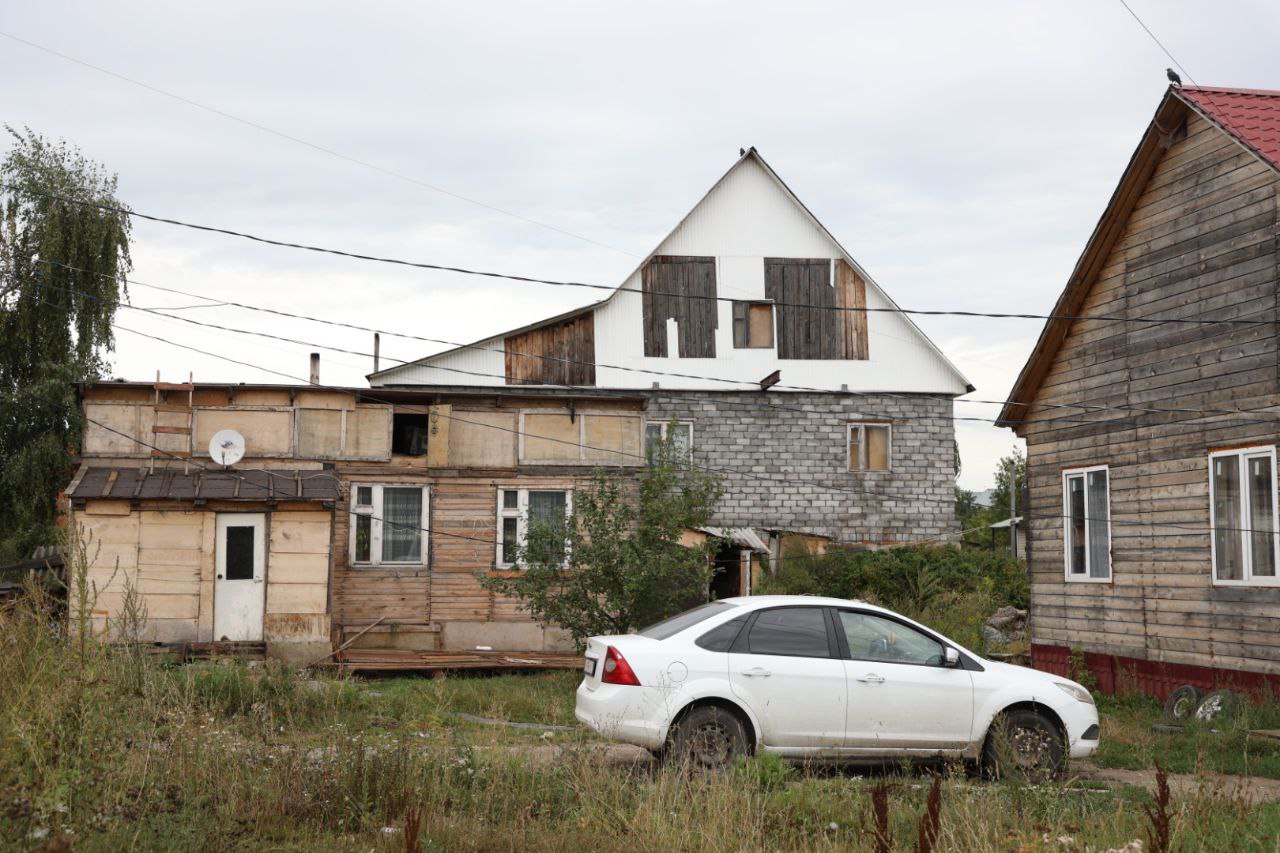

left=1064, top=576, right=1112, bottom=584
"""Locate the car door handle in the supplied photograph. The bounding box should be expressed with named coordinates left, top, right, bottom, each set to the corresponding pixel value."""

left=742, top=667, right=772, bottom=678
left=857, top=674, right=885, bottom=684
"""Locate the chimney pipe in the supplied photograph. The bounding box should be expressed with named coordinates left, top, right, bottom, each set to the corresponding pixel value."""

left=373, top=333, right=381, bottom=373
left=309, top=352, right=320, bottom=385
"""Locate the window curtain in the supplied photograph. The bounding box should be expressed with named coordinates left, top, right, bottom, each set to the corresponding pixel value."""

left=381, top=487, right=422, bottom=562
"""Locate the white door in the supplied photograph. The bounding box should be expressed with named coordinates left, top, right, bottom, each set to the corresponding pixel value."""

left=728, top=606, right=847, bottom=751
left=214, top=514, right=266, bottom=641
left=837, top=610, right=974, bottom=751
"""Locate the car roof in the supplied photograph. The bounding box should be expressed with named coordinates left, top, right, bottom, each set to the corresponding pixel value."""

left=717, top=595, right=873, bottom=610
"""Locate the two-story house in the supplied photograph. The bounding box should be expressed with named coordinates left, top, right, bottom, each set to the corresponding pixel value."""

left=370, top=148, right=972, bottom=588
left=999, top=85, right=1280, bottom=697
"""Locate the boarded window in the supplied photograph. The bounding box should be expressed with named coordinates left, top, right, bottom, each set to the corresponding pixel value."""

left=732, top=302, right=775, bottom=348
left=296, top=407, right=392, bottom=460
left=641, top=256, right=718, bottom=358
left=520, top=412, right=642, bottom=465
left=765, top=258, right=869, bottom=360
left=848, top=423, right=890, bottom=471
left=196, top=408, right=294, bottom=456
left=297, top=409, right=342, bottom=458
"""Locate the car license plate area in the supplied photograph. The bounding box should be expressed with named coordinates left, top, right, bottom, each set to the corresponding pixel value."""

left=583, top=656, right=597, bottom=677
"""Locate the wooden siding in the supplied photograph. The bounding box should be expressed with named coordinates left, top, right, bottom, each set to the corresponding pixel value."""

left=1022, top=111, right=1280, bottom=677
left=641, top=255, right=718, bottom=358
left=504, top=312, right=596, bottom=386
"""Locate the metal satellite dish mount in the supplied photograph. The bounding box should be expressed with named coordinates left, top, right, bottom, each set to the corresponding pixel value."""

left=209, top=429, right=246, bottom=467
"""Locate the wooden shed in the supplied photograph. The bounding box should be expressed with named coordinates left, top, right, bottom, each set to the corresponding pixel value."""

left=998, top=85, right=1280, bottom=697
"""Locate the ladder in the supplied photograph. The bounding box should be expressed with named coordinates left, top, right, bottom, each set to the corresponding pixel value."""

left=149, top=371, right=194, bottom=473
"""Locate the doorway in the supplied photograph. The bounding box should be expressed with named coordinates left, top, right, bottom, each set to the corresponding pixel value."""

left=710, top=545, right=746, bottom=600
left=214, top=513, right=266, bottom=641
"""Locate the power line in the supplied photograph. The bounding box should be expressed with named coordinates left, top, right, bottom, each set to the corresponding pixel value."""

left=14, top=186, right=1278, bottom=328
left=1116, top=0, right=1198, bottom=86
left=39, top=259, right=1280, bottom=427
left=0, top=31, right=636, bottom=258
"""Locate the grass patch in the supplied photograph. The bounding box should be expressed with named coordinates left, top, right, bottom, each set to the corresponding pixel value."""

left=1094, top=693, right=1280, bottom=779
left=4, top=582, right=1280, bottom=850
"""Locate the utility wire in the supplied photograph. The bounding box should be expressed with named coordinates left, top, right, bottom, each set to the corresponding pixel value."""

left=0, top=31, right=635, bottom=257
left=41, top=274, right=1269, bottom=430
left=12, top=186, right=1278, bottom=328
left=38, top=259, right=1280, bottom=427
left=1116, top=0, right=1198, bottom=86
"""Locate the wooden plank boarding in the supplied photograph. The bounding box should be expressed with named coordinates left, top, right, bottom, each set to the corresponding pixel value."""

left=336, top=647, right=580, bottom=674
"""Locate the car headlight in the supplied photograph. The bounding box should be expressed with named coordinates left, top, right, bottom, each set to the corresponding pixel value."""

left=1055, top=682, right=1095, bottom=705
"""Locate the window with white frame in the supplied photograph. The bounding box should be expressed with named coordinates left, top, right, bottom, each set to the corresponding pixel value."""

left=1209, top=447, right=1279, bottom=585
left=496, top=488, right=572, bottom=568
left=847, top=423, right=891, bottom=471
left=1063, top=465, right=1110, bottom=581
left=644, top=420, right=692, bottom=461
left=350, top=484, right=429, bottom=566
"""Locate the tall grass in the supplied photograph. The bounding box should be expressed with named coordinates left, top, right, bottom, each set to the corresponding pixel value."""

left=2, top=578, right=1279, bottom=850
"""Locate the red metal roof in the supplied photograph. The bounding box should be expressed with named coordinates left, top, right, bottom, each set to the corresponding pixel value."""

left=1178, top=86, right=1280, bottom=171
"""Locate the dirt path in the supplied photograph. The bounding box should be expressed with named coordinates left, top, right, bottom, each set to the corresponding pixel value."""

left=1073, top=761, right=1280, bottom=803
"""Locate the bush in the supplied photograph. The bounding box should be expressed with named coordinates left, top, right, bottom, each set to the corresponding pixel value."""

left=758, top=544, right=1027, bottom=650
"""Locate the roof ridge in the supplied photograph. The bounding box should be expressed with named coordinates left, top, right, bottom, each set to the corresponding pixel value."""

left=1181, top=85, right=1280, bottom=98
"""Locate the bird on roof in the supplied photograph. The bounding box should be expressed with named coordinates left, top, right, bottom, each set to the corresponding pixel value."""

left=739, top=148, right=746, bottom=156
left=1167, top=68, right=1182, bottom=86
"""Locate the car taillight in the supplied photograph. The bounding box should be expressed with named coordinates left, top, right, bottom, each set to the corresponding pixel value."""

left=601, top=645, right=641, bottom=686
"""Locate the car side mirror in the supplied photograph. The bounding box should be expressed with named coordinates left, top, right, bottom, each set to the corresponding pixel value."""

left=943, top=647, right=960, bottom=668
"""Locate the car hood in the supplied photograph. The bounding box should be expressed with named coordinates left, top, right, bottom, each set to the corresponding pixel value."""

left=977, top=657, right=1089, bottom=697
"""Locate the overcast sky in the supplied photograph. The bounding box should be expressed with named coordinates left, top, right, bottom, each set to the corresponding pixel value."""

left=4, top=1, right=1278, bottom=490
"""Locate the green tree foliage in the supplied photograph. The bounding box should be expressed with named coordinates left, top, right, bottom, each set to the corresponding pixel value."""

left=482, top=426, right=723, bottom=647
left=958, top=447, right=1026, bottom=549
left=0, top=128, right=131, bottom=562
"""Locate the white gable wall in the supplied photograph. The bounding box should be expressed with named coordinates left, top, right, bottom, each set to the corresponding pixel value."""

left=372, top=155, right=967, bottom=395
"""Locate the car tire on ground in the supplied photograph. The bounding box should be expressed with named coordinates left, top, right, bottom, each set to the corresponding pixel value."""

left=667, top=705, right=748, bottom=772
left=1162, top=685, right=1203, bottom=721
left=982, top=708, right=1066, bottom=782
left=1193, top=689, right=1240, bottom=722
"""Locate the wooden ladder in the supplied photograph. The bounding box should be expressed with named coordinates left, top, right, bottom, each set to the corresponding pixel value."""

left=150, top=371, right=194, bottom=473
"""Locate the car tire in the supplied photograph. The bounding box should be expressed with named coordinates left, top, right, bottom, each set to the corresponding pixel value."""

left=1193, top=689, right=1240, bottom=722
left=982, top=709, right=1066, bottom=782
left=1162, top=685, right=1203, bottom=721
left=667, top=705, right=748, bottom=772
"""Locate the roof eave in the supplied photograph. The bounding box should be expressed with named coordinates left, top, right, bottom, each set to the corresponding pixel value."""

left=996, top=87, right=1192, bottom=432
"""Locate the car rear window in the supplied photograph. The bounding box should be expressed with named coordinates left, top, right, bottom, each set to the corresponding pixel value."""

left=638, top=602, right=737, bottom=640
left=695, top=615, right=747, bottom=652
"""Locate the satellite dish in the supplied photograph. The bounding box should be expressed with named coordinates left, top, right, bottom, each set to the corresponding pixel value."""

left=209, top=429, right=246, bottom=466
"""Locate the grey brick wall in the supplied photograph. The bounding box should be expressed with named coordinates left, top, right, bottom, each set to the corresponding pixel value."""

left=644, top=392, right=958, bottom=543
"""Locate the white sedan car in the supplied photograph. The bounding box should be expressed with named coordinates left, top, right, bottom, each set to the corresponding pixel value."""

left=576, top=596, right=1099, bottom=776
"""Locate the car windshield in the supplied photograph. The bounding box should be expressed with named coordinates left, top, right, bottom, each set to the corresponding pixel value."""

left=638, top=602, right=737, bottom=640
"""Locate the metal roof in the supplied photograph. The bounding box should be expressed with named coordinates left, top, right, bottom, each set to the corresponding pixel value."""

left=68, top=467, right=341, bottom=503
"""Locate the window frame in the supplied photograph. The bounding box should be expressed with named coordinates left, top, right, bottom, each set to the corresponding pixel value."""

left=731, top=300, right=776, bottom=349
left=495, top=486, right=574, bottom=570
left=835, top=608, right=947, bottom=668
left=348, top=483, right=430, bottom=568
left=729, top=605, right=839, bottom=659
left=1061, top=464, right=1111, bottom=584
left=644, top=419, right=693, bottom=461
left=1208, top=446, right=1280, bottom=587
left=846, top=422, right=892, bottom=472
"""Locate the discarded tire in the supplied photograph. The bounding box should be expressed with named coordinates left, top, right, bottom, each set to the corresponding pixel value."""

left=1162, top=685, right=1203, bottom=721
left=1193, top=689, right=1240, bottom=722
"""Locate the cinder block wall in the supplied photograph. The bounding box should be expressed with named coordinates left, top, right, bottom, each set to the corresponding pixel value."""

left=644, top=392, right=957, bottom=543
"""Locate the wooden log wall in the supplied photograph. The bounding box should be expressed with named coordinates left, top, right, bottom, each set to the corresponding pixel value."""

left=1022, top=110, right=1280, bottom=676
